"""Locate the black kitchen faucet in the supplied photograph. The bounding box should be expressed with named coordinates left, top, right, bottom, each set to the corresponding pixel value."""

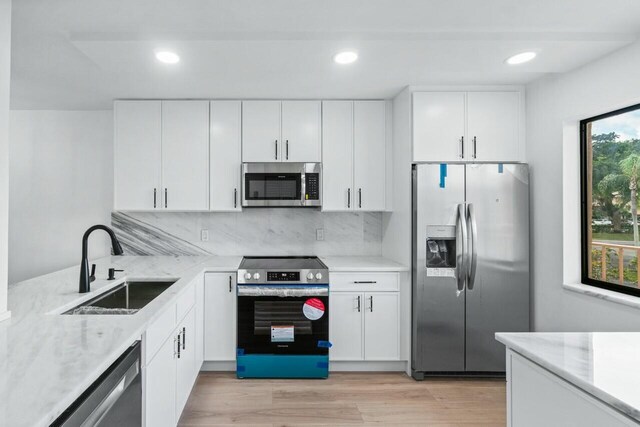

left=79, top=225, right=124, bottom=293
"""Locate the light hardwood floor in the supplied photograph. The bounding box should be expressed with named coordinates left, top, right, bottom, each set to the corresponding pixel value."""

left=179, top=372, right=506, bottom=426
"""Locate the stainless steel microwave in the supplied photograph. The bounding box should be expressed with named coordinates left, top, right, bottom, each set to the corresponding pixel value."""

left=241, top=163, right=322, bottom=207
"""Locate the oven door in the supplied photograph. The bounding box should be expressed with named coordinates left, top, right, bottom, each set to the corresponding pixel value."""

left=237, top=285, right=329, bottom=356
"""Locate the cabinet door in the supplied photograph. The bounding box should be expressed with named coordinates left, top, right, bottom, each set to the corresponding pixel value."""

left=242, top=101, right=281, bottom=162
left=145, top=333, right=177, bottom=427
left=412, top=92, right=466, bottom=162
left=204, top=273, right=237, bottom=361
left=281, top=100, right=321, bottom=162
left=467, top=91, right=520, bottom=162
left=161, top=100, right=210, bottom=210
left=210, top=101, right=242, bottom=211
left=354, top=101, right=386, bottom=211
left=176, top=307, right=197, bottom=419
left=322, top=101, right=354, bottom=211
left=329, top=292, right=363, bottom=360
left=194, top=274, right=205, bottom=370
left=114, top=101, right=161, bottom=210
left=364, top=293, right=399, bottom=360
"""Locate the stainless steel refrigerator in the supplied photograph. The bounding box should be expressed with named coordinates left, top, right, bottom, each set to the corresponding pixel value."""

left=412, top=163, right=529, bottom=378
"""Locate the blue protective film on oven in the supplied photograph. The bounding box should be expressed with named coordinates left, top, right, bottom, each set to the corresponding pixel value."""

left=317, top=340, right=332, bottom=348
left=236, top=355, right=329, bottom=379
left=439, top=164, right=447, bottom=188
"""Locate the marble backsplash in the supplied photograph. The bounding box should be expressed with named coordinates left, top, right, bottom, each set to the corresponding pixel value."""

left=111, top=210, right=382, bottom=256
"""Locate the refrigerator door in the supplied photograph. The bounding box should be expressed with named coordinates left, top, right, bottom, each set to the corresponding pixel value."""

left=465, top=163, right=529, bottom=372
left=412, top=164, right=466, bottom=375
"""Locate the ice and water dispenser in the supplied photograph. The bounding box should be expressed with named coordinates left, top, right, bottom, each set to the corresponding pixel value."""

left=425, top=225, right=456, bottom=278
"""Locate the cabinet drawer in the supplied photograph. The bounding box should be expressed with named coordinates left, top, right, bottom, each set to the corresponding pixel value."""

left=177, top=282, right=196, bottom=322
left=330, top=272, right=399, bottom=292
left=145, top=302, right=176, bottom=365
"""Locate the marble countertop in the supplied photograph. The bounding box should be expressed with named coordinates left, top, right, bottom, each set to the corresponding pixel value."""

left=496, top=332, right=640, bottom=422
left=0, top=254, right=399, bottom=426
left=321, top=256, right=408, bottom=272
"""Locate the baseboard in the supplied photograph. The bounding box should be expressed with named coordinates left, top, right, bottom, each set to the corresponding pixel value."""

left=201, top=360, right=408, bottom=373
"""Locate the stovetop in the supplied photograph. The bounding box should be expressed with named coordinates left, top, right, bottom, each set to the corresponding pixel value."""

left=237, top=256, right=328, bottom=284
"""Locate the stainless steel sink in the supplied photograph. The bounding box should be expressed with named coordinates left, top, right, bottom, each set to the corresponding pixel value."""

left=64, top=280, right=176, bottom=315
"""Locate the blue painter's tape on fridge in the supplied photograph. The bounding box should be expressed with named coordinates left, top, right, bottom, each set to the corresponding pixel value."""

left=317, top=340, right=332, bottom=348
left=498, top=163, right=504, bottom=174
left=439, top=164, right=447, bottom=188
left=236, top=348, right=245, bottom=356
left=236, top=355, right=329, bottom=379
left=236, top=365, right=246, bottom=372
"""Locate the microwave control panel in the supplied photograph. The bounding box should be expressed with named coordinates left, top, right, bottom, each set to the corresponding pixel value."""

left=305, top=173, right=320, bottom=200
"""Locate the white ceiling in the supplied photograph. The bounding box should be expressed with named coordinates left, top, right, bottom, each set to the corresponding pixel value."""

left=10, top=0, right=640, bottom=109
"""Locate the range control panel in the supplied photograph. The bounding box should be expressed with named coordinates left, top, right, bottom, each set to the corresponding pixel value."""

left=267, top=271, right=300, bottom=282
left=305, top=173, right=320, bottom=200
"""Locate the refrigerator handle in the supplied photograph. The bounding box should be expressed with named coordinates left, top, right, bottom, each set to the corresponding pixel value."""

left=467, top=203, right=478, bottom=290
left=456, top=203, right=468, bottom=293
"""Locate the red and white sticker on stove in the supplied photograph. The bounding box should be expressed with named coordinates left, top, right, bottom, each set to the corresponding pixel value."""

left=302, top=298, right=325, bottom=320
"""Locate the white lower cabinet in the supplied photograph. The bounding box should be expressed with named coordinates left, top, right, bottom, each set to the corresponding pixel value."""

left=329, top=273, right=400, bottom=362
left=204, top=273, right=237, bottom=361
left=144, top=282, right=201, bottom=427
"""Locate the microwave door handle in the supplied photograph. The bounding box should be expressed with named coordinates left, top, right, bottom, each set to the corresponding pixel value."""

left=467, top=203, right=478, bottom=290
left=456, top=203, right=468, bottom=293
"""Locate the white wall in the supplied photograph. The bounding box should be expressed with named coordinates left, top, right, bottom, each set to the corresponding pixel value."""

left=527, top=40, right=640, bottom=331
left=9, top=111, right=113, bottom=284
left=0, top=0, right=11, bottom=320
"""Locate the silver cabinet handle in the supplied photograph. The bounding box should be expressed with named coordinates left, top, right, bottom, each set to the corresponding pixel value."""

left=153, top=188, right=157, bottom=208
left=275, top=140, right=278, bottom=160
left=234, top=188, right=238, bottom=208
left=357, top=295, right=361, bottom=312
left=347, top=188, right=351, bottom=209
left=353, top=281, right=377, bottom=284
left=472, top=136, right=477, bottom=159
left=286, top=140, right=289, bottom=160
left=358, top=188, right=362, bottom=209
left=369, top=296, right=373, bottom=312
left=164, top=188, right=168, bottom=208
left=460, top=136, right=464, bottom=159
left=467, top=203, right=478, bottom=290
left=229, top=275, right=233, bottom=293
left=182, top=327, right=186, bottom=350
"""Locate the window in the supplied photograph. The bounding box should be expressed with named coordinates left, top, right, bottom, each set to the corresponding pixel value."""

left=581, top=103, right=640, bottom=297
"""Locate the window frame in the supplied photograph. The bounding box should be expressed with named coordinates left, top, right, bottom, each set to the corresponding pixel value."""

left=580, top=102, right=640, bottom=298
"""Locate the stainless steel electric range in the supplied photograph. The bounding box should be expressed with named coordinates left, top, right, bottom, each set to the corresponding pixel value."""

left=236, top=256, right=330, bottom=379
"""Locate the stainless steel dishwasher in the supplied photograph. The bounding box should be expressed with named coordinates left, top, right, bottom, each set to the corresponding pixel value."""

left=52, top=342, right=142, bottom=426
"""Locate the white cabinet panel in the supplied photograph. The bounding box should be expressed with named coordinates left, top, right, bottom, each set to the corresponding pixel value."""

left=281, top=101, right=321, bottom=162
left=145, top=333, right=177, bottom=427
left=114, top=101, right=161, bottom=210
left=364, top=292, right=399, bottom=360
left=322, top=101, right=354, bottom=211
left=354, top=101, right=386, bottom=211
left=194, top=274, right=205, bottom=369
left=161, top=100, right=209, bottom=210
left=242, top=100, right=281, bottom=162
left=467, top=92, right=520, bottom=162
left=204, top=273, right=237, bottom=361
left=330, top=272, right=399, bottom=292
left=329, top=292, right=364, bottom=361
left=412, top=92, right=466, bottom=162
left=175, top=307, right=197, bottom=418
left=210, top=101, right=242, bottom=211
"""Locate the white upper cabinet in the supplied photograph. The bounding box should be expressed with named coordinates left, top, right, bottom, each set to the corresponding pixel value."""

left=114, top=100, right=162, bottom=210
left=161, top=100, right=210, bottom=210
left=242, top=100, right=281, bottom=162
left=413, top=92, right=466, bottom=162
left=412, top=90, right=523, bottom=162
left=281, top=101, right=321, bottom=162
left=210, top=101, right=242, bottom=211
left=354, top=101, right=386, bottom=211
left=322, top=101, right=354, bottom=211
left=466, top=91, right=520, bottom=161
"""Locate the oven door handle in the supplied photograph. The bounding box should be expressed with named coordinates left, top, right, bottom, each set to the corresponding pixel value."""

left=237, top=286, right=328, bottom=297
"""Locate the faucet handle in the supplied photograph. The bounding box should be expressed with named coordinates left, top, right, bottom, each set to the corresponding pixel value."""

left=89, top=264, right=96, bottom=282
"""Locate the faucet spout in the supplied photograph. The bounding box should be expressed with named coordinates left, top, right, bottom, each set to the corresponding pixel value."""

left=79, top=225, right=124, bottom=293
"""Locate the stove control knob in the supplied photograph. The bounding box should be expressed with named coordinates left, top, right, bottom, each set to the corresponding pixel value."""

left=315, top=272, right=323, bottom=280
left=307, top=272, right=315, bottom=280
left=244, top=272, right=252, bottom=280
left=253, top=272, right=260, bottom=280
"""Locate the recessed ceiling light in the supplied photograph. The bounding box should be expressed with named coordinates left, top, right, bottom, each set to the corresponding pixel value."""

left=505, top=51, right=536, bottom=65
left=155, top=50, right=180, bottom=64
left=334, top=51, right=358, bottom=65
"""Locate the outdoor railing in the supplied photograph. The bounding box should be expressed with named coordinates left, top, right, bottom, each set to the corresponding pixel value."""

left=591, top=240, right=640, bottom=286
